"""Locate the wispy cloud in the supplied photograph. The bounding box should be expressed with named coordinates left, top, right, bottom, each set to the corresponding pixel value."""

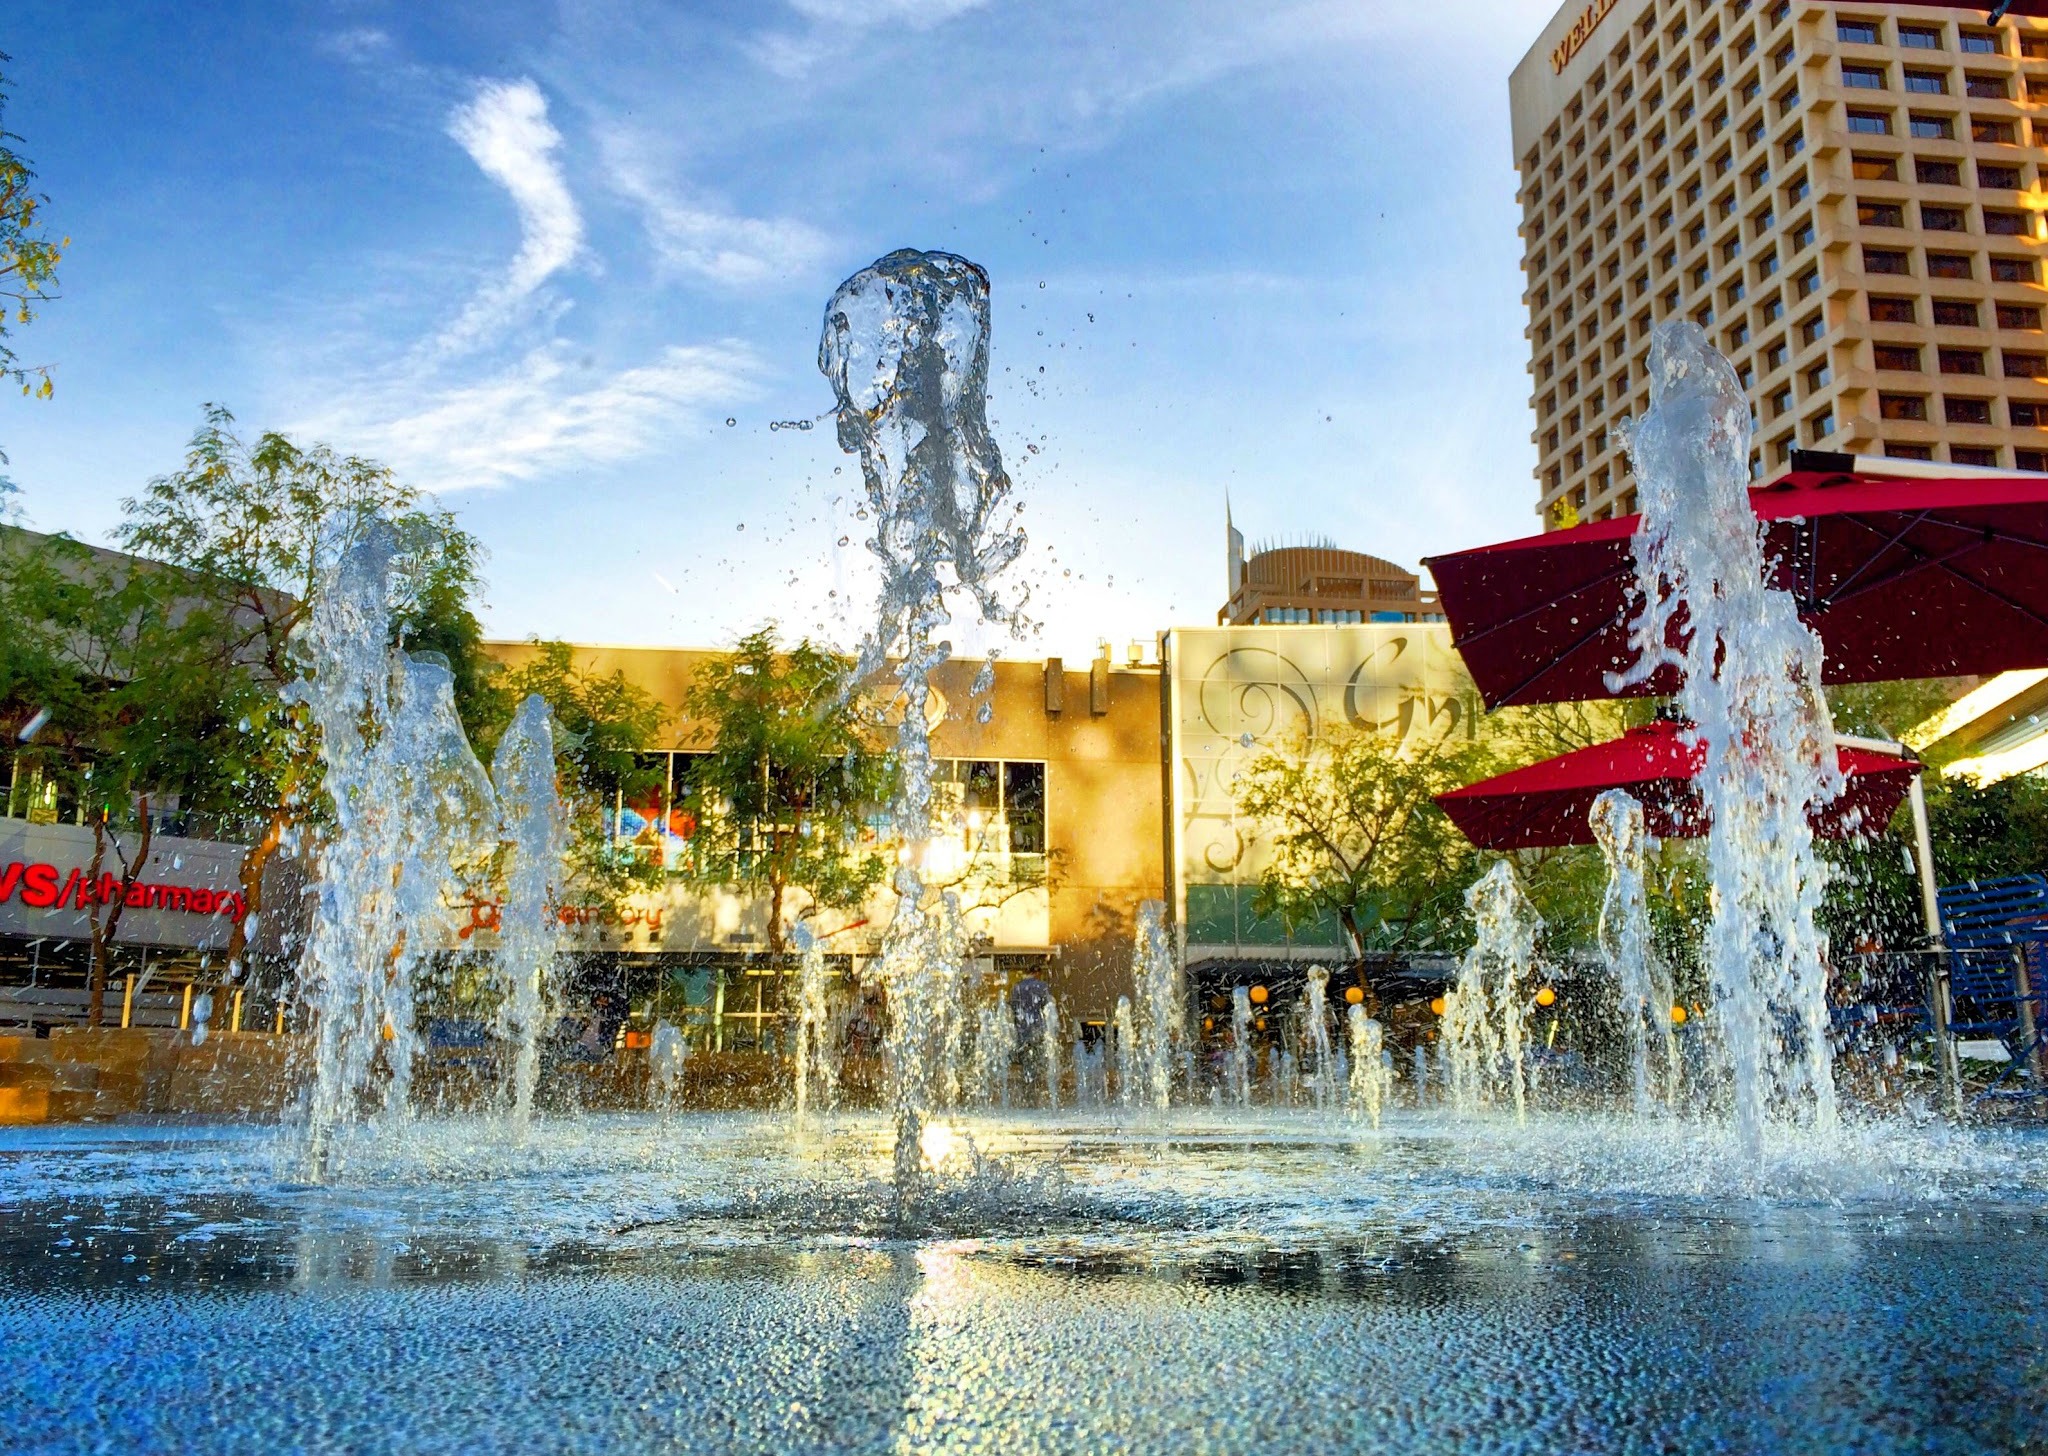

left=605, top=139, right=831, bottom=288
left=438, top=78, right=584, bottom=352
left=309, top=341, right=759, bottom=493
left=785, top=0, right=990, bottom=27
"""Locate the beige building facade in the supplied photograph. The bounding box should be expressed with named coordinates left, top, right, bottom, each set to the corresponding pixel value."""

left=1512, top=0, right=2048, bottom=528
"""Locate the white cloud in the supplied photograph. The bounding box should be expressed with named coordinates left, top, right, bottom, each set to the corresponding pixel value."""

left=605, top=139, right=832, bottom=288
left=310, top=342, right=759, bottom=493
left=439, top=79, right=585, bottom=352
left=785, top=0, right=989, bottom=27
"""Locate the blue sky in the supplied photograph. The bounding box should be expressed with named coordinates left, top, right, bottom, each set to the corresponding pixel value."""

left=4, top=0, right=1558, bottom=660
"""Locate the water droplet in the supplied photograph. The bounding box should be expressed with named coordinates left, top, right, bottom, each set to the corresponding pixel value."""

left=1038, top=280, right=1046, bottom=289
left=736, top=523, right=745, bottom=531
left=837, top=536, right=850, bottom=547
left=725, top=417, right=737, bottom=427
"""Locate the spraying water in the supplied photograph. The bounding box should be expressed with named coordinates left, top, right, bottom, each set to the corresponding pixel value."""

left=385, top=653, right=498, bottom=1118
left=1229, top=986, right=1254, bottom=1107
left=1445, top=861, right=1541, bottom=1120
left=1347, top=1005, right=1390, bottom=1128
left=1040, top=993, right=1061, bottom=1111
left=791, top=923, right=838, bottom=1119
left=1131, top=900, right=1181, bottom=1111
left=1612, top=322, right=1841, bottom=1150
left=1113, top=996, right=1137, bottom=1108
left=295, top=530, right=409, bottom=1174
left=490, top=695, right=564, bottom=1127
left=820, top=250, right=1027, bottom=1193
left=1589, top=788, right=1677, bottom=1114
left=972, top=994, right=1016, bottom=1108
left=1303, top=967, right=1335, bottom=1112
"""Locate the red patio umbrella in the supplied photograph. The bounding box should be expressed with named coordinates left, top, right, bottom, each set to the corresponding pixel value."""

left=1426, top=464, right=2048, bottom=709
left=1433, top=719, right=1921, bottom=851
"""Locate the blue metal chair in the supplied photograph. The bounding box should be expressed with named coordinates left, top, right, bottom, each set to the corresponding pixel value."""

left=1935, top=876, right=2048, bottom=1096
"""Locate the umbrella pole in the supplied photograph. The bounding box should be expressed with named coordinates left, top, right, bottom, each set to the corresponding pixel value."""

left=1907, top=773, right=1964, bottom=1121
left=1839, top=733, right=1962, bottom=1120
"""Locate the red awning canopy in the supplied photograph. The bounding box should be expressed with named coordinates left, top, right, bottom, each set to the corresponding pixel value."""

left=1425, top=467, right=2048, bottom=708
left=1433, top=719, right=1921, bottom=851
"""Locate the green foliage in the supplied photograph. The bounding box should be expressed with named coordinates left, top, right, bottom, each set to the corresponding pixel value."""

left=675, top=625, right=892, bottom=953
left=1828, top=678, right=1968, bottom=758
left=486, top=639, right=671, bottom=911
left=1235, top=722, right=1494, bottom=974
left=0, top=56, right=62, bottom=404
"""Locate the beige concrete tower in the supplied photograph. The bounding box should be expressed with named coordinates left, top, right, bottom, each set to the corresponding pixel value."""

left=1512, top=1, right=2048, bottom=528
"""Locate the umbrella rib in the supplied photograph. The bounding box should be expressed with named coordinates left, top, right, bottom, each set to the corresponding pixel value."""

left=1489, top=606, right=1647, bottom=706
left=1927, top=554, right=2048, bottom=634
left=1814, top=510, right=1935, bottom=602
left=1819, top=534, right=1993, bottom=609
left=1448, top=559, right=1634, bottom=649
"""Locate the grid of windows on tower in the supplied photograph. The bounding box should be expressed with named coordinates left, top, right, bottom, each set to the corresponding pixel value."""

left=1520, top=0, right=2048, bottom=523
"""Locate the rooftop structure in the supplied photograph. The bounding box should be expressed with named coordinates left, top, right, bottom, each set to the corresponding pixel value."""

left=1219, top=510, right=1443, bottom=625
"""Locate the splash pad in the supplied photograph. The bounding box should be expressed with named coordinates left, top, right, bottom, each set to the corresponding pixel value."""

left=3, top=279, right=2046, bottom=1455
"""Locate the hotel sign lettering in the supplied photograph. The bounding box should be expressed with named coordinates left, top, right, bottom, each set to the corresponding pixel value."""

left=1551, top=0, right=1618, bottom=74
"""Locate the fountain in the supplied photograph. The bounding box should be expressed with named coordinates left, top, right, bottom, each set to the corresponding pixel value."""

left=1443, top=861, right=1539, bottom=1120
left=791, top=923, right=838, bottom=1118
left=1228, top=985, right=1254, bottom=1106
left=294, top=530, right=412, bottom=1172
left=1589, top=788, right=1677, bottom=1114
left=1346, top=1004, right=1390, bottom=1128
left=490, top=694, right=564, bottom=1127
left=820, top=249, right=1028, bottom=1195
left=1130, top=899, right=1181, bottom=1111
left=1612, top=322, right=1841, bottom=1151
left=9, top=257, right=2047, bottom=1456
left=1302, top=967, right=1335, bottom=1112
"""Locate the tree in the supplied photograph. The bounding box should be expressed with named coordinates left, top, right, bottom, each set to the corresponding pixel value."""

left=484, top=638, right=670, bottom=913
left=107, top=406, right=492, bottom=988
left=675, top=626, right=892, bottom=955
left=1236, top=721, right=1494, bottom=1002
left=0, top=54, right=62, bottom=403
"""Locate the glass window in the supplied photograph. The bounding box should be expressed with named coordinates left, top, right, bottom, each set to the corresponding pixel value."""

left=1001, top=761, right=1044, bottom=855
left=1920, top=205, right=1965, bottom=232
left=1914, top=157, right=1961, bottom=186
left=1939, top=348, right=1987, bottom=374
left=1945, top=397, right=1993, bottom=425
left=1852, top=154, right=1898, bottom=180
left=1986, top=211, right=2033, bottom=237
left=1842, top=65, right=1886, bottom=89
left=1973, top=117, right=2017, bottom=144
left=1837, top=19, right=1879, bottom=44
left=1886, top=442, right=1936, bottom=461
left=1859, top=201, right=1905, bottom=227
left=1953, top=446, right=1999, bottom=467
left=1899, top=26, right=1940, bottom=50
left=1960, top=31, right=1999, bottom=55
left=2004, top=351, right=2048, bottom=378
left=1870, top=296, right=1916, bottom=323
left=1965, top=73, right=2008, bottom=99
left=1998, top=303, right=2042, bottom=330
left=1933, top=299, right=1978, bottom=327
left=1993, top=256, right=2039, bottom=283
left=1903, top=70, right=1946, bottom=94
left=1879, top=393, right=1927, bottom=420
left=1979, top=163, right=2023, bottom=190
left=1875, top=344, right=1922, bottom=370
left=1909, top=113, right=1953, bottom=139
left=1929, top=253, right=1974, bottom=279
left=1847, top=110, right=1893, bottom=134
left=2013, top=402, right=2048, bottom=427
